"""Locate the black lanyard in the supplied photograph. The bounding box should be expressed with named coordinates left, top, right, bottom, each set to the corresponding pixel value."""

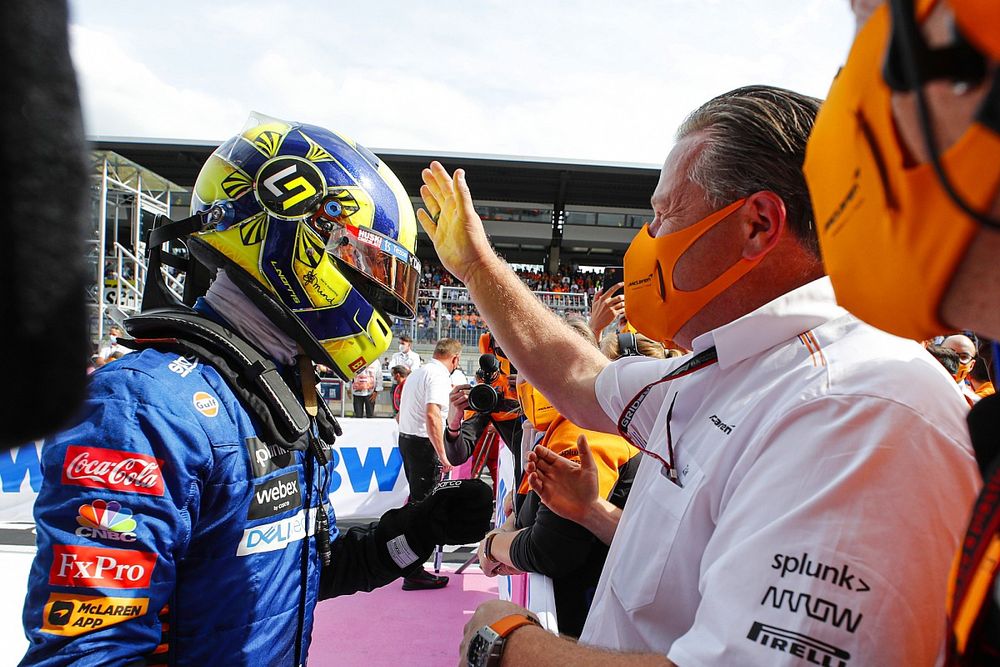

left=616, top=347, right=719, bottom=484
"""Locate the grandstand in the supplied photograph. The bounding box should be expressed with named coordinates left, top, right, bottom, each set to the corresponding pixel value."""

left=86, top=140, right=657, bottom=381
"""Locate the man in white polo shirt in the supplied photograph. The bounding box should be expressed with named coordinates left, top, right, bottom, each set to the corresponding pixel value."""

left=397, top=336, right=463, bottom=590
left=419, top=86, right=981, bottom=666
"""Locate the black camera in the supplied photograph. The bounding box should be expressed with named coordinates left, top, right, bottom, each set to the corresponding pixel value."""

left=468, top=354, right=505, bottom=413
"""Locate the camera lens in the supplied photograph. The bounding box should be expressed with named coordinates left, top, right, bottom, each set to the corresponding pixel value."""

left=468, top=384, right=501, bottom=413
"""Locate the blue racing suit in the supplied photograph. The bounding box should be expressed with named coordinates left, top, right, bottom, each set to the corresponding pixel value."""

left=20, top=307, right=420, bottom=666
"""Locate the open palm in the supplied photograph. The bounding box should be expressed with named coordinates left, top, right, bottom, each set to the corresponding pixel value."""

left=416, top=161, right=497, bottom=284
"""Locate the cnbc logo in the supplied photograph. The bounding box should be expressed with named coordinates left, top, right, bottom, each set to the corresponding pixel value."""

left=75, top=499, right=138, bottom=543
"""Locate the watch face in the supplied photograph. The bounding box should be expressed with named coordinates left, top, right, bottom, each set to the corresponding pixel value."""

left=467, top=633, right=491, bottom=667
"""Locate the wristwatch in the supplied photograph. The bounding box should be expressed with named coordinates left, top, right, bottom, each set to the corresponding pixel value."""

left=467, top=613, right=540, bottom=667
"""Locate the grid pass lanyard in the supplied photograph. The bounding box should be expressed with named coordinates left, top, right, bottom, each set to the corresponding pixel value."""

left=616, top=347, right=719, bottom=483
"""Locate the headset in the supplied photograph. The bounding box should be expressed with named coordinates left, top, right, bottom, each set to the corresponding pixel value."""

left=617, top=332, right=641, bottom=358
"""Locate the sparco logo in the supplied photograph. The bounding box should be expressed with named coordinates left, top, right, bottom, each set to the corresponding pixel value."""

left=747, top=621, right=850, bottom=666
left=48, top=545, right=157, bottom=589
left=247, top=471, right=302, bottom=520
left=236, top=507, right=318, bottom=556
left=761, top=586, right=863, bottom=633
left=61, top=446, right=164, bottom=496
left=245, top=437, right=292, bottom=478
left=772, top=553, right=870, bottom=593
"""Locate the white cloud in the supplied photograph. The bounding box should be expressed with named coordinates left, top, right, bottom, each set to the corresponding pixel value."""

left=66, top=0, right=855, bottom=164
left=69, top=25, right=245, bottom=141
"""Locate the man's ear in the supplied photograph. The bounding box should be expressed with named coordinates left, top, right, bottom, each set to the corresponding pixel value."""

left=742, top=191, right=787, bottom=260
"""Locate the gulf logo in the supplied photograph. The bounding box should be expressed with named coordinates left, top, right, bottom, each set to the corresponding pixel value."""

left=192, top=392, right=219, bottom=418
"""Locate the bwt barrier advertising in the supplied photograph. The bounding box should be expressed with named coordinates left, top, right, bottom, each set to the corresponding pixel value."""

left=0, top=418, right=409, bottom=524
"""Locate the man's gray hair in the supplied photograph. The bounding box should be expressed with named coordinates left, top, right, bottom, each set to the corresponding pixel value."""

left=676, top=85, right=822, bottom=255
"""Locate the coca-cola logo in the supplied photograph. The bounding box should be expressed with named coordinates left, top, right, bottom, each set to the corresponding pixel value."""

left=61, top=446, right=165, bottom=497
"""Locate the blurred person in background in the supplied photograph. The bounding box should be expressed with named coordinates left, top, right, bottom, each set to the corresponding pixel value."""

left=397, top=338, right=464, bottom=590
left=928, top=344, right=963, bottom=378
left=943, top=334, right=983, bottom=405
left=391, top=364, right=411, bottom=420
left=969, top=342, right=995, bottom=400
left=390, top=333, right=421, bottom=372
left=350, top=358, right=381, bottom=418
left=97, top=324, right=130, bottom=363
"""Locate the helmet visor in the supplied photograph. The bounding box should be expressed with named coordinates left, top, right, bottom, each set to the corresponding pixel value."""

left=324, top=222, right=421, bottom=319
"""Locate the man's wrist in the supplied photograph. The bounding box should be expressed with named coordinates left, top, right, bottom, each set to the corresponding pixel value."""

left=463, top=253, right=508, bottom=291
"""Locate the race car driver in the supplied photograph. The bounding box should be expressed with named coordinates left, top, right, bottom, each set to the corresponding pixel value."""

left=19, top=114, right=492, bottom=666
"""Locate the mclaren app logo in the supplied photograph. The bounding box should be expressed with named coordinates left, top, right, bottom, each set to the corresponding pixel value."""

left=47, top=600, right=73, bottom=626
left=41, top=593, right=149, bottom=637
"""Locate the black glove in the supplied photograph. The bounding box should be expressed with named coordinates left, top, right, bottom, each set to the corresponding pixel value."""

left=374, top=479, right=493, bottom=572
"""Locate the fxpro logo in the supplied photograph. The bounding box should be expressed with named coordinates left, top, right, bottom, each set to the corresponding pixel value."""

left=761, top=586, right=863, bottom=633
left=247, top=471, right=301, bottom=520
left=772, top=553, right=870, bottom=593
left=236, top=507, right=318, bottom=556
left=48, top=545, right=157, bottom=589
left=746, top=621, right=850, bottom=667
left=75, top=499, right=138, bottom=543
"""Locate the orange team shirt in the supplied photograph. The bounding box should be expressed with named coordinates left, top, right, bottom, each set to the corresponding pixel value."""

left=518, top=415, right=638, bottom=499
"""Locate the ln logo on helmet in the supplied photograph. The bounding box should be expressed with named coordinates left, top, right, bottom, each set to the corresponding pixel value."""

left=348, top=357, right=367, bottom=373
left=192, top=392, right=219, bottom=417
left=255, top=156, right=327, bottom=220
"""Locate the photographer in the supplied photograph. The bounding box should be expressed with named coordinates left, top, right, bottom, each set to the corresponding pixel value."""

left=443, top=333, right=524, bottom=480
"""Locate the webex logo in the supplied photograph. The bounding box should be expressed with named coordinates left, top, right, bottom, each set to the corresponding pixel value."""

left=247, top=471, right=301, bottom=520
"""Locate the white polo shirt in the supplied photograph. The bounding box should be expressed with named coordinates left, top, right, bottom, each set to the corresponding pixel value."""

left=581, top=278, right=980, bottom=666
left=389, top=348, right=421, bottom=372
left=397, top=358, right=451, bottom=438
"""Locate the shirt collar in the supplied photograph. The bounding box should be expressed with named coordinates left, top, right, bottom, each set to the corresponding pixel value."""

left=691, top=277, right=847, bottom=368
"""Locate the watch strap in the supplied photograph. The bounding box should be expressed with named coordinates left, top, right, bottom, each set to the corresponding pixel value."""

left=491, top=613, right=540, bottom=638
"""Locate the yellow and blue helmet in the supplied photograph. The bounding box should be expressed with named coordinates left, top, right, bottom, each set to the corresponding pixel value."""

left=187, top=113, right=419, bottom=380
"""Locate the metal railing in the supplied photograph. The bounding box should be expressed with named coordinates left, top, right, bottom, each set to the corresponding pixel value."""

left=390, top=285, right=590, bottom=349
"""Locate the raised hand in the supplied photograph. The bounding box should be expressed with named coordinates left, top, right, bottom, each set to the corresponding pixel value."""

left=416, top=161, right=499, bottom=284
left=589, top=283, right=626, bottom=339
left=525, top=434, right=600, bottom=525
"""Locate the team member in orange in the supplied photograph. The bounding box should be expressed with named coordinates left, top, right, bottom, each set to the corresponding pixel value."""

left=476, top=333, right=656, bottom=637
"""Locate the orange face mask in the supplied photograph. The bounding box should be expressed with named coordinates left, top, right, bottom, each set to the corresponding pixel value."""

left=951, top=0, right=1000, bottom=61
left=516, top=380, right=557, bottom=432
left=955, top=360, right=975, bottom=383
left=804, top=2, right=1000, bottom=341
left=623, top=198, right=761, bottom=344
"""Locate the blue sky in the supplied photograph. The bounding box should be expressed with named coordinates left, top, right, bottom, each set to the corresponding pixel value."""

left=69, top=0, right=855, bottom=165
